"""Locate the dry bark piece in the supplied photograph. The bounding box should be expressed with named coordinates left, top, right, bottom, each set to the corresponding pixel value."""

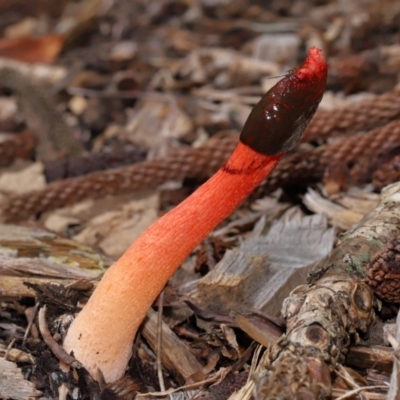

left=195, top=237, right=232, bottom=274
left=26, top=281, right=93, bottom=313
left=0, top=57, right=66, bottom=83
left=70, top=191, right=160, bottom=259
left=188, top=211, right=334, bottom=318
left=141, top=308, right=204, bottom=383
left=0, top=161, right=46, bottom=197
left=0, top=275, right=72, bottom=299
left=388, top=310, right=400, bottom=400
left=0, top=224, right=109, bottom=300
left=254, top=352, right=332, bottom=399
left=0, top=358, right=42, bottom=399
left=346, top=345, right=394, bottom=373
left=0, top=224, right=109, bottom=276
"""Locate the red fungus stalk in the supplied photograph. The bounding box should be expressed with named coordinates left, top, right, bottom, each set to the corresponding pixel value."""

left=63, top=47, right=327, bottom=383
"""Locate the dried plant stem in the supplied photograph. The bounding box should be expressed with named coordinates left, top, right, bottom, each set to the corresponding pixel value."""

left=3, top=118, right=400, bottom=222
left=4, top=338, right=16, bottom=361
left=334, top=386, right=388, bottom=400
left=38, top=306, right=82, bottom=369
left=157, top=291, right=166, bottom=393
left=22, top=302, right=39, bottom=345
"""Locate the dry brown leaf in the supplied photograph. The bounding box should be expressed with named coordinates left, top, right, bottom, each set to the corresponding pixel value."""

left=0, top=344, right=35, bottom=363
left=0, top=34, right=64, bottom=63
left=71, top=191, right=160, bottom=258
left=4, top=17, right=38, bottom=38
left=126, top=98, right=194, bottom=150
left=0, top=161, right=45, bottom=195
left=303, top=187, right=379, bottom=230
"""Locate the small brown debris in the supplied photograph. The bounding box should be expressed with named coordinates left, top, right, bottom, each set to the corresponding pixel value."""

left=0, top=130, right=37, bottom=167
left=43, top=147, right=147, bottom=182
left=205, top=371, right=248, bottom=400
left=195, top=237, right=232, bottom=274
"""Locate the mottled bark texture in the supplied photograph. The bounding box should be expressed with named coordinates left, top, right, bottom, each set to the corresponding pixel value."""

left=252, top=182, right=400, bottom=399
left=365, top=239, right=400, bottom=303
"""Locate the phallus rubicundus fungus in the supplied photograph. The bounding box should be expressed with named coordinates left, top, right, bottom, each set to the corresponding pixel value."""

left=63, top=47, right=327, bottom=383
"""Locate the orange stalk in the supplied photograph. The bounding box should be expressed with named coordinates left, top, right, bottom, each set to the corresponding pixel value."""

left=63, top=47, right=327, bottom=383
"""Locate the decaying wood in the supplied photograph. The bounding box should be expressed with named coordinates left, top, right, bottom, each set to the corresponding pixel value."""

left=0, top=224, right=109, bottom=302
left=0, top=275, right=78, bottom=299
left=0, top=357, right=42, bottom=399
left=243, top=181, right=400, bottom=399
left=205, top=371, right=249, bottom=400
left=365, top=239, right=400, bottom=303
left=142, top=308, right=204, bottom=383
left=346, top=345, right=393, bottom=373
left=0, top=224, right=108, bottom=284
left=183, top=210, right=335, bottom=320
left=387, top=310, right=400, bottom=400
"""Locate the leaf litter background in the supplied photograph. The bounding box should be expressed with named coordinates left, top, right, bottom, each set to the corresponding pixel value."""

left=0, top=0, right=400, bottom=399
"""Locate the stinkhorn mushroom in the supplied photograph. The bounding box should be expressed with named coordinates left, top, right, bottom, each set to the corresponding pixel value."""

left=63, top=47, right=327, bottom=383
